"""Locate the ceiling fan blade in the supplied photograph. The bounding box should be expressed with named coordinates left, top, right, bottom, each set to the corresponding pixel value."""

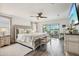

left=40, top=16, right=47, bottom=18
left=30, top=12, right=47, bottom=19
left=30, top=16, right=37, bottom=17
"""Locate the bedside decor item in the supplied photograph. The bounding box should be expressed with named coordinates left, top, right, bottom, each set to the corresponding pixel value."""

left=67, top=23, right=78, bottom=34
left=0, top=28, right=6, bottom=36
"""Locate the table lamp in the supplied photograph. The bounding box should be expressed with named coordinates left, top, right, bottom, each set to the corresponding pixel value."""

left=0, top=28, right=6, bottom=36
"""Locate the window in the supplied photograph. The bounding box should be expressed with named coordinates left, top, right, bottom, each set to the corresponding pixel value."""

left=42, top=24, right=61, bottom=37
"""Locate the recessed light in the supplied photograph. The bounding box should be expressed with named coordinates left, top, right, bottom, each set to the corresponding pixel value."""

left=57, top=14, right=60, bottom=16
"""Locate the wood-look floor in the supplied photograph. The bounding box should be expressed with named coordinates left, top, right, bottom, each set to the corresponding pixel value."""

left=26, top=38, right=64, bottom=56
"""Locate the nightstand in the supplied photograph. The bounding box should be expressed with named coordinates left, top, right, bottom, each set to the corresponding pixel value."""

left=0, top=35, right=10, bottom=47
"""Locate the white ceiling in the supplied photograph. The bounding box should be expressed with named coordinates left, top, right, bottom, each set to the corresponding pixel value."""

left=0, top=3, right=71, bottom=21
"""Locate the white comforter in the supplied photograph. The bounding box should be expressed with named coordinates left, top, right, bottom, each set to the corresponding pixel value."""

left=16, top=33, right=48, bottom=49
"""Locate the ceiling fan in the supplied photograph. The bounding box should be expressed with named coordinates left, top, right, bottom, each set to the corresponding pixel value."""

left=30, top=12, right=47, bottom=20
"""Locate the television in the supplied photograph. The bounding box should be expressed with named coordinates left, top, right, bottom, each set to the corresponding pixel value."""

left=69, top=3, right=79, bottom=25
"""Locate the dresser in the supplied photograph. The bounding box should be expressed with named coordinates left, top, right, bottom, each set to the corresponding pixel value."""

left=64, top=34, right=79, bottom=55
left=0, top=35, right=10, bottom=47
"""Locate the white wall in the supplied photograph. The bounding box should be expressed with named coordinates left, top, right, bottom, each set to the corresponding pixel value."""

left=12, top=16, right=31, bottom=26
left=42, top=18, right=69, bottom=25
left=0, top=4, right=2, bottom=11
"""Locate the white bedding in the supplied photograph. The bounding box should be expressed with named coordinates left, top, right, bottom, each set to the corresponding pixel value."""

left=16, top=33, right=48, bottom=49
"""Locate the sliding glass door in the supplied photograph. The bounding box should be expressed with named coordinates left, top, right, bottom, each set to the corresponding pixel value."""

left=43, top=24, right=60, bottom=38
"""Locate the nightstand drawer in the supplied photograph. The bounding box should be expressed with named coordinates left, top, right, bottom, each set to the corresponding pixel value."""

left=0, top=39, right=5, bottom=47
left=4, top=37, right=10, bottom=45
left=0, top=35, right=10, bottom=47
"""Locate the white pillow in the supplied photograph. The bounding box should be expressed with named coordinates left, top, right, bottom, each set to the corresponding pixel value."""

left=21, top=36, right=26, bottom=42
left=24, top=36, right=32, bottom=42
left=17, top=34, right=25, bottom=42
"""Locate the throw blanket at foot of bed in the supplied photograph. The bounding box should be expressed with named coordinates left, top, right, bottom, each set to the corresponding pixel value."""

left=0, top=43, right=32, bottom=56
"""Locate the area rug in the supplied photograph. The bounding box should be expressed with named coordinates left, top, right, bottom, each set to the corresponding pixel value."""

left=0, top=43, right=32, bottom=56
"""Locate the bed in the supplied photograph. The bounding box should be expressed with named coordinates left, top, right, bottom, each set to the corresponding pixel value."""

left=16, top=33, right=48, bottom=50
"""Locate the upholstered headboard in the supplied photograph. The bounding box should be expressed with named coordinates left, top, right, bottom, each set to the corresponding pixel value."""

left=13, top=25, right=32, bottom=42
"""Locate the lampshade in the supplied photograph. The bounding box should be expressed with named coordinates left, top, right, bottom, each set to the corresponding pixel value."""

left=0, top=28, right=6, bottom=32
